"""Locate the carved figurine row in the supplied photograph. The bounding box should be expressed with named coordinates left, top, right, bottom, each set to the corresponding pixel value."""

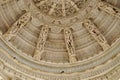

left=82, top=19, right=110, bottom=50
left=33, top=26, right=78, bottom=63
left=3, top=12, right=31, bottom=41
left=64, top=27, right=77, bottom=63
left=98, top=1, right=120, bottom=19
left=33, top=25, right=49, bottom=61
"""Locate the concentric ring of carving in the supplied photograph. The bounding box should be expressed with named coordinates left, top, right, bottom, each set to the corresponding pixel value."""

left=1, top=0, right=120, bottom=80
left=30, top=0, right=97, bottom=27
left=32, top=0, right=86, bottom=18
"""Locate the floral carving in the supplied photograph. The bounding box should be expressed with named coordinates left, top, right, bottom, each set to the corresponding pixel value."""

left=83, top=19, right=110, bottom=50
left=33, top=0, right=86, bottom=18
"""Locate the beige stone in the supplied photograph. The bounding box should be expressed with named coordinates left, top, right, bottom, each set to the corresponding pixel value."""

left=0, top=0, right=120, bottom=80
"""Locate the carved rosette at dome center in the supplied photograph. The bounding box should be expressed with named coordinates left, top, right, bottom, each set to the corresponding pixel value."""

left=32, top=0, right=86, bottom=18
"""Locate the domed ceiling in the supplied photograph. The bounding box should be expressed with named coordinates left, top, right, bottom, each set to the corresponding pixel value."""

left=0, top=0, right=120, bottom=80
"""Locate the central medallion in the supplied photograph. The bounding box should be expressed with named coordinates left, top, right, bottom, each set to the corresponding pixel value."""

left=33, top=0, right=85, bottom=18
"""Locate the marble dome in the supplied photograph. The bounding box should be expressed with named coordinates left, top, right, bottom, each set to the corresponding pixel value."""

left=0, top=0, right=120, bottom=80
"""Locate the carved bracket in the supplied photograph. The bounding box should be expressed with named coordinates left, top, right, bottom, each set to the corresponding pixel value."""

left=33, top=25, right=49, bottom=61
left=3, top=12, right=31, bottom=41
left=82, top=19, right=110, bottom=50
left=64, top=27, right=77, bottom=63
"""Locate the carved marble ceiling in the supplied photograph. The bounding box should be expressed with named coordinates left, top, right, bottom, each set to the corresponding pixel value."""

left=0, top=0, right=120, bottom=80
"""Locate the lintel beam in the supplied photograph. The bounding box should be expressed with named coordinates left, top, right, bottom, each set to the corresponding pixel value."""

left=98, top=1, right=120, bottom=19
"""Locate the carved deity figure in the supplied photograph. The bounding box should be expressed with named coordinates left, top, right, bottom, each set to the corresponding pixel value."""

left=3, top=12, right=31, bottom=41
left=33, top=25, right=49, bottom=61
left=98, top=1, right=120, bottom=19
left=83, top=19, right=110, bottom=50
left=64, top=28, right=77, bottom=63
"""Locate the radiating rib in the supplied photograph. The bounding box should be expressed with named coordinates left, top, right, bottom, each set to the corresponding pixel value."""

left=98, top=1, right=120, bottom=19
left=82, top=19, right=110, bottom=50
left=64, top=27, right=77, bottom=63
left=3, top=12, right=31, bottom=41
left=48, top=3, right=56, bottom=15
left=33, top=25, right=49, bottom=61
